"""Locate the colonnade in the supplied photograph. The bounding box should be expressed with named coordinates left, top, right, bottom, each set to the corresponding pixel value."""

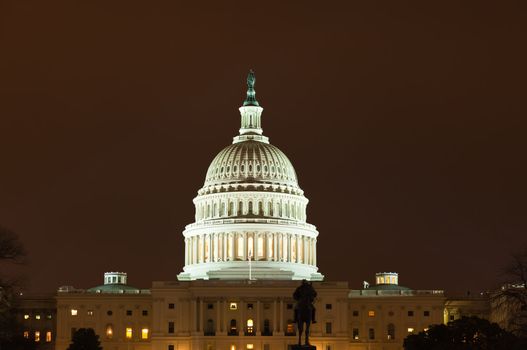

left=195, top=197, right=307, bottom=222
left=184, top=232, right=317, bottom=266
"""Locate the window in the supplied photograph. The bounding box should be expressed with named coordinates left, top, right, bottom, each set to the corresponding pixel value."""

left=286, top=303, right=293, bottom=310
left=387, top=324, right=395, bottom=340
left=263, top=319, right=271, bottom=335
left=229, top=319, right=237, bottom=335
left=207, top=303, right=214, bottom=310
left=368, top=328, right=375, bottom=340
left=87, top=310, right=94, bottom=316
left=35, top=331, right=40, bottom=342
left=107, top=310, right=113, bottom=316
left=352, top=310, right=359, bottom=317
left=106, top=325, right=113, bottom=339
left=125, top=327, right=133, bottom=339
left=142, top=310, right=148, bottom=316
left=246, top=319, right=254, bottom=335
left=325, top=346, right=331, bottom=350
left=46, top=314, right=52, bottom=319
left=168, top=322, right=175, bottom=334
left=407, top=328, right=414, bottom=333
left=263, top=303, right=270, bottom=310
left=368, top=310, right=375, bottom=317
left=231, top=345, right=236, bottom=350
left=449, top=315, right=455, bottom=321
left=247, top=303, right=253, bottom=310
left=35, top=315, right=41, bottom=320
left=424, top=310, right=430, bottom=317
left=168, top=345, right=174, bottom=350
left=24, top=314, right=30, bottom=320
left=264, top=344, right=270, bottom=350
left=325, top=304, right=332, bottom=310
left=388, top=311, right=394, bottom=316
left=408, top=311, right=414, bottom=317
left=286, top=320, right=295, bottom=335
left=168, top=303, right=175, bottom=309
left=70, top=309, right=78, bottom=316
left=126, top=310, right=132, bottom=316
left=352, top=328, right=359, bottom=340
left=23, top=331, right=29, bottom=339
left=46, top=331, right=52, bottom=342
left=230, top=302, right=238, bottom=310
left=247, top=344, right=254, bottom=350
left=141, top=328, right=149, bottom=339
left=325, top=322, right=332, bottom=334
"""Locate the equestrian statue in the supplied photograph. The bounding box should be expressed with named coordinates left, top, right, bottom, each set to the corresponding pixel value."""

left=293, top=279, right=317, bottom=348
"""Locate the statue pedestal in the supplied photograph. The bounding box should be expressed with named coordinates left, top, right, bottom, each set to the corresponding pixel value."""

left=291, top=346, right=315, bottom=350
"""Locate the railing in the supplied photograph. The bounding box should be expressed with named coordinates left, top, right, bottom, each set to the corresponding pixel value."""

left=349, top=289, right=444, bottom=297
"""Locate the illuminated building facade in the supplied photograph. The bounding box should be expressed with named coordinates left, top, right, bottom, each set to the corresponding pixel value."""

left=49, top=73, right=470, bottom=350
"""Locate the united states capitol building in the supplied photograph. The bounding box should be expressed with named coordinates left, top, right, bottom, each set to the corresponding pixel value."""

left=19, top=73, right=492, bottom=350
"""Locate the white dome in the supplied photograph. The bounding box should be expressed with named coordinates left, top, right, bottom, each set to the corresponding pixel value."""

left=204, top=140, right=299, bottom=189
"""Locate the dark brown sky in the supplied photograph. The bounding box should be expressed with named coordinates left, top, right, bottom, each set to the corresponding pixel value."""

left=1, top=1, right=526, bottom=294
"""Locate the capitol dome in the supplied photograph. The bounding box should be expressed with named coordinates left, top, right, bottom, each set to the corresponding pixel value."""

left=177, top=71, right=323, bottom=281
left=203, top=140, right=300, bottom=192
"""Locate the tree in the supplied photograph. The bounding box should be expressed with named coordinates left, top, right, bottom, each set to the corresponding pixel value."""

left=403, top=316, right=524, bottom=350
left=0, top=226, right=27, bottom=349
left=490, top=248, right=527, bottom=338
left=67, top=329, right=102, bottom=350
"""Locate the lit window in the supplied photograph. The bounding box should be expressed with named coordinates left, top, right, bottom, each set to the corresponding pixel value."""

left=247, top=345, right=254, bottom=350
left=106, top=325, right=113, bottom=339
left=286, top=321, right=295, bottom=334
left=368, top=310, right=375, bottom=317
left=23, top=331, right=29, bottom=339
left=141, top=328, right=149, bottom=339
left=407, top=328, right=414, bottom=333
left=230, top=302, right=238, bottom=310
left=71, top=309, right=78, bottom=316
left=35, top=315, right=41, bottom=320
left=247, top=319, right=254, bottom=334
left=47, top=314, right=52, bottom=319
left=424, top=327, right=429, bottom=332
left=231, top=345, right=236, bottom=350
left=87, top=310, right=94, bottom=316
left=24, top=314, right=30, bottom=320
left=126, top=327, right=133, bottom=339
left=35, top=331, right=40, bottom=342
left=46, top=331, right=52, bottom=342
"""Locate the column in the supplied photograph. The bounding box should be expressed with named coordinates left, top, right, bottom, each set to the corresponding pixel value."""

left=256, top=300, right=261, bottom=335
left=223, top=233, right=228, bottom=261
left=267, top=233, right=272, bottom=261
left=273, top=233, right=278, bottom=261
left=191, top=299, right=198, bottom=332
left=273, top=300, right=278, bottom=333
left=193, top=236, right=198, bottom=264
left=201, top=234, right=205, bottom=263
left=313, top=239, right=317, bottom=266
left=279, top=299, right=284, bottom=333
left=199, top=299, right=204, bottom=332
left=216, top=300, right=221, bottom=333
left=207, top=234, right=212, bottom=262
left=296, top=235, right=300, bottom=263
left=184, top=238, right=189, bottom=265
left=304, top=237, right=308, bottom=264
left=254, top=233, right=259, bottom=261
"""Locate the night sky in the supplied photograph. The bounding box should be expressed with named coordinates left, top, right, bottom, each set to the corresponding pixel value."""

left=1, top=1, right=526, bottom=295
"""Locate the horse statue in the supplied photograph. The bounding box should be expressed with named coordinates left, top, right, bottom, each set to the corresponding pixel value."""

left=293, top=280, right=317, bottom=347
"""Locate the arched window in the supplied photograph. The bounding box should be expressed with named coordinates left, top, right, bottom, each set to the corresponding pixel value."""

left=268, top=202, right=273, bottom=216
left=238, top=201, right=243, bottom=215
left=248, top=201, right=253, bottom=215
left=286, top=320, right=295, bottom=335
left=229, top=202, right=234, bottom=216
left=387, top=323, right=395, bottom=340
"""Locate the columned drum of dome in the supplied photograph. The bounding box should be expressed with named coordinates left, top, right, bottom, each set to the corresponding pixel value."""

left=177, top=72, right=323, bottom=281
